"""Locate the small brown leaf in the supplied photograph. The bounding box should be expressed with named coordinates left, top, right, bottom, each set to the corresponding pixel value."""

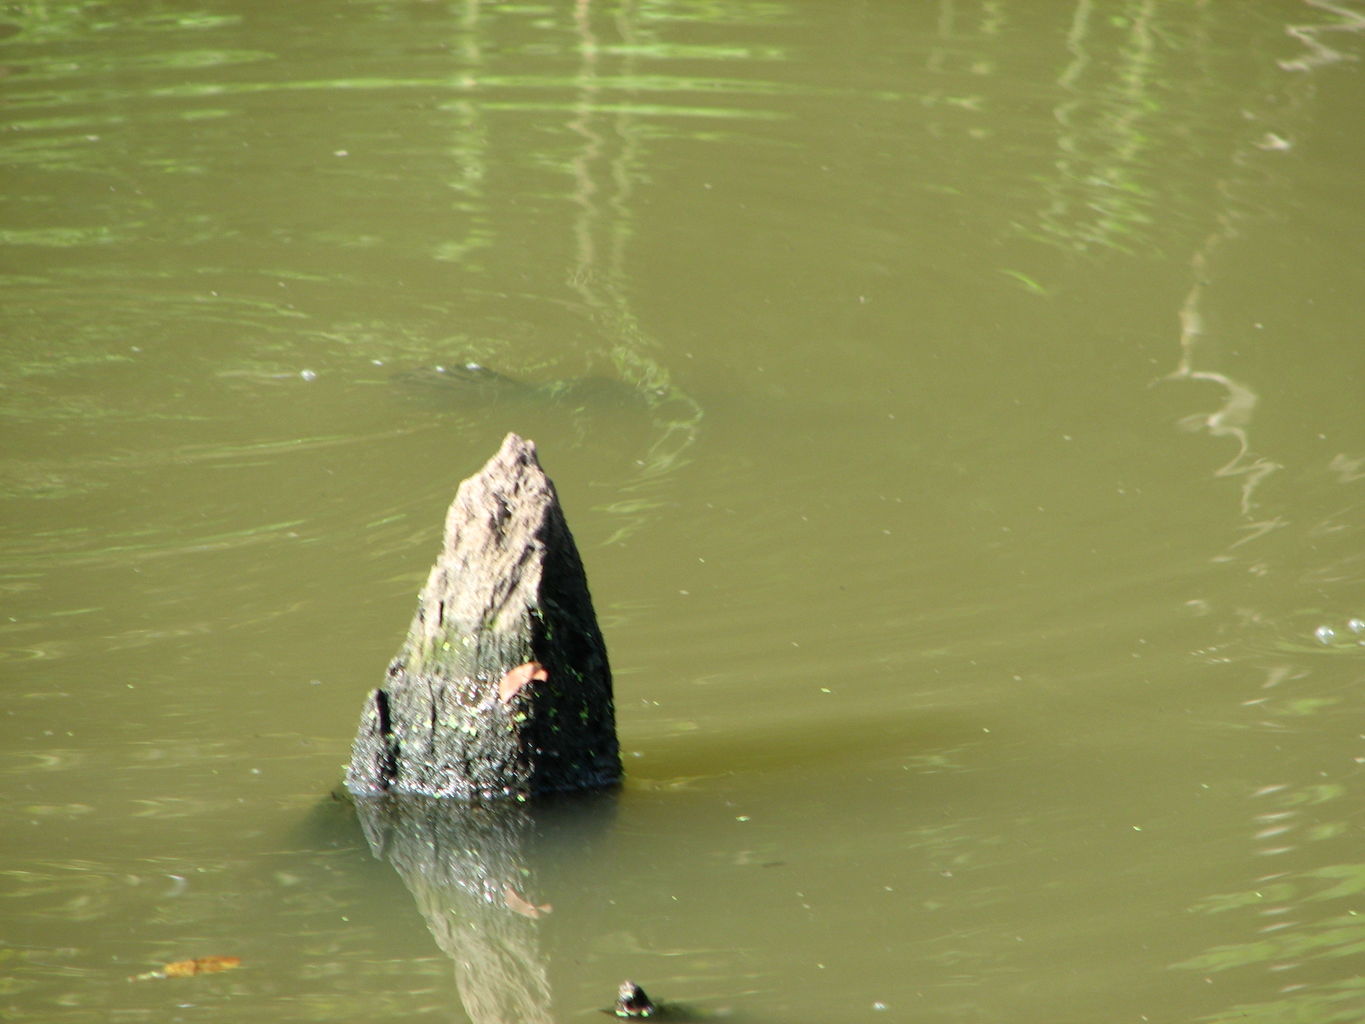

left=502, top=883, right=552, bottom=919
left=163, top=956, right=241, bottom=978
left=133, top=956, right=241, bottom=981
left=499, top=661, right=548, bottom=704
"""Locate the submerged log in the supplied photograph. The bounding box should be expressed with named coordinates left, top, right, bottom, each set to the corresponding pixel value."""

left=346, top=433, right=621, bottom=799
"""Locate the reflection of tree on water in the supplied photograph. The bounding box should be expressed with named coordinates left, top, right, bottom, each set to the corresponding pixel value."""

left=1164, top=1, right=1363, bottom=524
left=355, top=794, right=617, bottom=1024
left=1161, top=9, right=1365, bottom=1023
left=563, top=0, right=704, bottom=542
left=1282, top=0, right=1365, bottom=71
left=1168, top=244, right=1280, bottom=525
left=420, top=1, right=706, bottom=545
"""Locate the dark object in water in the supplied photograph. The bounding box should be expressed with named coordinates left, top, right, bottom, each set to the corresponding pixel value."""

left=421, top=361, right=526, bottom=390
left=614, top=980, right=656, bottom=1018
left=395, top=361, right=659, bottom=410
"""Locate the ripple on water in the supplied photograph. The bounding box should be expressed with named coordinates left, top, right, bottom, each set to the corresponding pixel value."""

left=1176, top=768, right=1365, bottom=1021
left=0, top=748, right=89, bottom=774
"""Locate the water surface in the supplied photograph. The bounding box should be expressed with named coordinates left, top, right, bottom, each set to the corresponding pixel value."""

left=3, top=2, right=1364, bottom=1022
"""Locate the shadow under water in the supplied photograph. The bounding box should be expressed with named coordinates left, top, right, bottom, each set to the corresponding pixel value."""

left=392, top=361, right=667, bottom=413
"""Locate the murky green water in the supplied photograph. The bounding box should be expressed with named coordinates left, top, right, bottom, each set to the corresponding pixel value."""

left=3, top=1, right=1364, bottom=1021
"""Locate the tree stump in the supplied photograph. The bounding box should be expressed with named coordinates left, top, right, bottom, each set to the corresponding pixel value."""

left=346, top=433, right=622, bottom=800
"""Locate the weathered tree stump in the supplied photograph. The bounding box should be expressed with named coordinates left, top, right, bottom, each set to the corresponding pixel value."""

left=346, top=433, right=622, bottom=800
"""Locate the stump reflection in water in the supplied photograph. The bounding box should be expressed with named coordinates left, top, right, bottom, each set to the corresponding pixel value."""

left=354, top=792, right=617, bottom=1023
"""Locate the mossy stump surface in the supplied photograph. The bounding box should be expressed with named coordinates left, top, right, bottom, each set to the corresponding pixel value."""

left=346, top=433, right=621, bottom=800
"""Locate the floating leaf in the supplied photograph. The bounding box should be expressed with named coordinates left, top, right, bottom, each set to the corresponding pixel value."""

left=131, top=955, right=241, bottom=981
left=503, top=883, right=552, bottom=919
left=499, top=661, right=548, bottom=704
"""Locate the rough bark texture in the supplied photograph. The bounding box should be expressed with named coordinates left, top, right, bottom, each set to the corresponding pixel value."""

left=346, top=432, right=621, bottom=799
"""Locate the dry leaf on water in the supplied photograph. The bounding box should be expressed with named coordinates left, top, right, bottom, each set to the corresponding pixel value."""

left=130, top=955, right=241, bottom=982
left=498, top=661, right=548, bottom=704
left=503, top=883, right=553, bottom=919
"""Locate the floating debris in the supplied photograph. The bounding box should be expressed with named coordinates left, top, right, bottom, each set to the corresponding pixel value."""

left=502, top=883, right=552, bottom=919
left=614, top=980, right=656, bottom=1018
left=130, top=955, right=241, bottom=981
